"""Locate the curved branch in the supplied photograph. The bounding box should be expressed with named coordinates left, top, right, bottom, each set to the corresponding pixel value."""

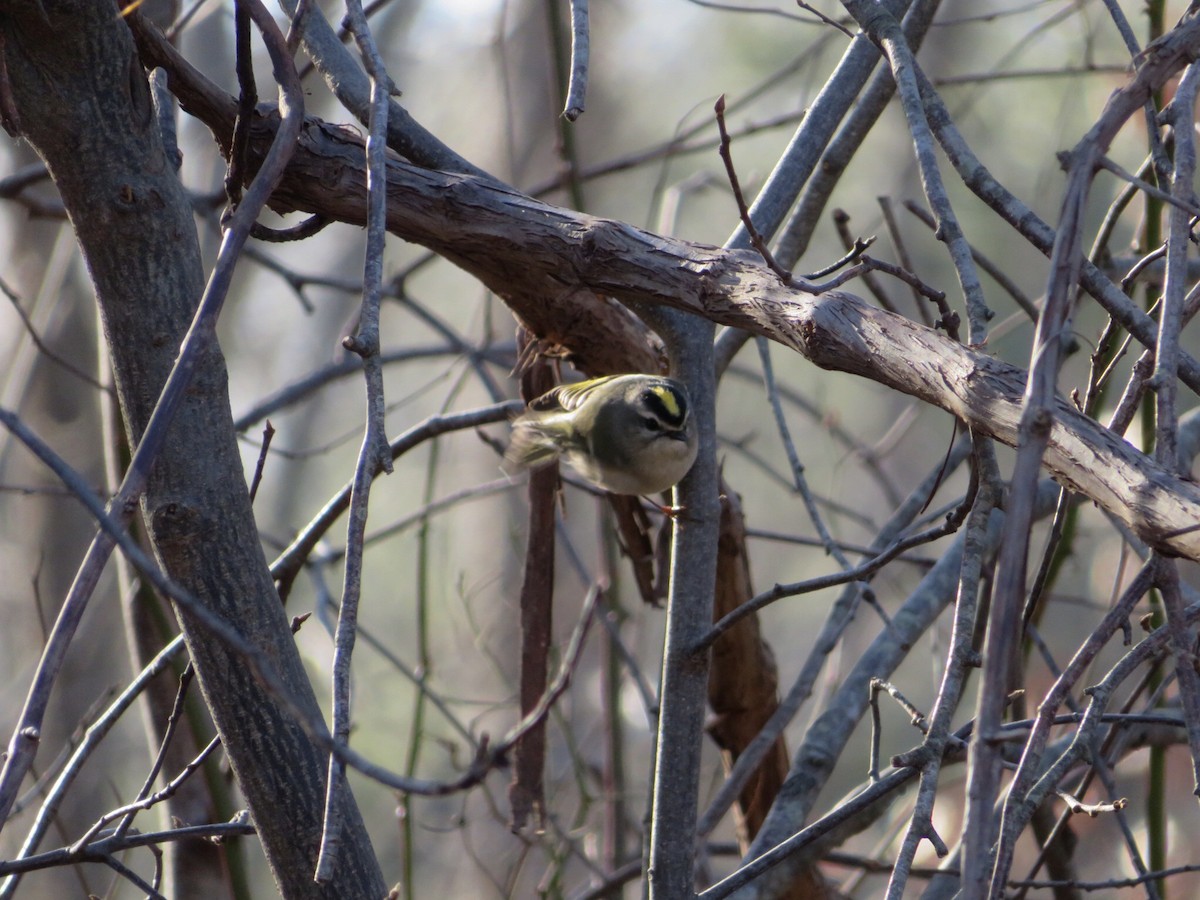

left=132, top=16, right=1200, bottom=562
left=276, top=152, right=1200, bottom=559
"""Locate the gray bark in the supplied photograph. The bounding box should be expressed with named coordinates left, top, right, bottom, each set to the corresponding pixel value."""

left=0, top=3, right=386, bottom=896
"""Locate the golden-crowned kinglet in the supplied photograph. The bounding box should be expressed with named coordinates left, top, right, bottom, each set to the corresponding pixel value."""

left=504, top=374, right=698, bottom=496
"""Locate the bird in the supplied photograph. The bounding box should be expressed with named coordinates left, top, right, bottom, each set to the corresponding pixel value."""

left=504, top=374, right=698, bottom=497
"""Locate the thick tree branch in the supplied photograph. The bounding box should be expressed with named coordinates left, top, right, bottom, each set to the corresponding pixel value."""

left=127, top=15, right=1200, bottom=561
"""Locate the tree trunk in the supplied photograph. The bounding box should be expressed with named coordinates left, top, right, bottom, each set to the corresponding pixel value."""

left=0, top=3, right=386, bottom=896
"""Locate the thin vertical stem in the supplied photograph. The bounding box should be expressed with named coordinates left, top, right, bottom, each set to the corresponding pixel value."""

left=315, top=0, right=393, bottom=881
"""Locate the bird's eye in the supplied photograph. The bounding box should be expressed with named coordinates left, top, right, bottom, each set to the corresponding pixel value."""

left=642, top=416, right=661, bottom=431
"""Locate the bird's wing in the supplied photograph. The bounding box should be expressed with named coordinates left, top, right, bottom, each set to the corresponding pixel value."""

left=528, top=375, right=621, bottom=413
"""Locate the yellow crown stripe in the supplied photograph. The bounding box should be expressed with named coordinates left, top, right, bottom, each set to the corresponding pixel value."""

left=651, top=385, right=681, bottom=418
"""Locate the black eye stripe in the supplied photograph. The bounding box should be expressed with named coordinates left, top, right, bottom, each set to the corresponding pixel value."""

left=642, top=388, right=687, bottom=425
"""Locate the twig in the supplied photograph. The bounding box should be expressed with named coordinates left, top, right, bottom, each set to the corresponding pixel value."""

left=689, top=0, right=831, bottom=26
left=725, top=363, right=904, bottom=506
left=247, top=420, right=274, bottom=502
left=1096, top=153, right=1200, bottom=220
left=0, top=821, right=257, bottom=878
left=698, top=723, right=974, bottom=900
left=0, top=635, right=187, bottom=896
left=500, top=585, right=602, bottom=750
left=0, top=276, right=112, bottom=393
left=270, top=401, right=523, bottom=599
left=804, top=256, right=956, bottom=337
left=796, top=1, right=854, bottom=35
left=868, top=679, right=884, bottom=782
left=743, top=525, right=936, bottom=563
left=343, top=477, right=520, bottom=554
left=232, top=343, right=515, bottom=431
left=916, top=50, right=1200, bottom=386
left=311, top=581, right=478, bottom=749
left=250, top=213, right=332, bottom=242
left=1156, top=559, right=1200, bottom=791
left=903, top=200, right=1040, bottom=322
left=767, top=0, right=939, bottom=280
left=697, top=493, right=969, bottom=652
left=527, top=106, right=803, bottom=198
left=563, top=0, right=589, bottom=120
left=1004, top=600, right=1200, bottom=892
left=224, top=0, right=257, bottom=208
left=754, top=336, right=863, bottom=584
left=0, top=162, right=48, bottom=197
left=314, top=0, right=394, bottom=879
left=803, top=225, right=874, bottom=279
left=1009, top=863, right=1200, bottom=892
left=878, top=195, right=933, bottom=326
left=870, top=678, right=931, bottom=734
left=884, top=444, right=997, bottom=899
left=71, top=732, right=223, bottom=854
left=111, top=666, right=200, bottom=842
left=1122, top=245, right=1169, bottom=291
left=1054, top=789, right=1127, bottom=816
left=830, top=210, right=894, bottom=311
left=10, top=689, right=117, bottom=819
left=102, top=853, right=166, bottom=900
left=713, top=95, right=793, bottom=284
left=990, top=562, right=1155, bottom=892
left=1105, top=348, right=1156, bottom=436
